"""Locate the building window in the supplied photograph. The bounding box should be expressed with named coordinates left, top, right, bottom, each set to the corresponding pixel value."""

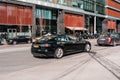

left=36, top=8, right=58, bottom=36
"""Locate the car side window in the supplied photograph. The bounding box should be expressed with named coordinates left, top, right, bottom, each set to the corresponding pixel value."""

left=118, top=34, right=120, bottom=38
left=55, top=36, right=68, bottom=42
left=67, top=35, right=77, bottom=41
left=111, top=34, right=119, bottom=38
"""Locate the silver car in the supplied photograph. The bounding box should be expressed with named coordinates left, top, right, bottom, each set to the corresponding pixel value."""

left=97, top=33, right=120, bottom=46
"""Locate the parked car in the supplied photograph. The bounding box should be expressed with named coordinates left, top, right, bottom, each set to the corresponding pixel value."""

left=6, top=36, right=32, bottom=44
left=82, top=33, right=89, bottom=39
left=0, top=36, right=3, bottom=44
left=93, top=33, right=100, bottom=38
left=31, top=34, right=91, bottom=59
left=97, top=33, right=120, bottom=46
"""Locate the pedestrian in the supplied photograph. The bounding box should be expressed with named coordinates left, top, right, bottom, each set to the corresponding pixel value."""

left=75, top=32, right=79, bottom=38
left=79, top=32, right=83, bottom=40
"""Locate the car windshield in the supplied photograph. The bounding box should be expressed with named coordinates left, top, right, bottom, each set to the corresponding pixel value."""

left=99, top=34, right=109, bottom=38
left=99, top=33, right=119, bottom=38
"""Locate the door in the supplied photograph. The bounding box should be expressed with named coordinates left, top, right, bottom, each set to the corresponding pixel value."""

left=67, top=35, right=78, bottom=52
left=57, top=35, right=75, bottom=53
left=77, top=39, right=86, bottom=51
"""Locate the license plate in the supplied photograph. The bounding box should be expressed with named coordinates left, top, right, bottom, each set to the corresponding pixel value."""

left=34, top=45, right=39, bottom=48
left=100, top=39, right=105, bottom=40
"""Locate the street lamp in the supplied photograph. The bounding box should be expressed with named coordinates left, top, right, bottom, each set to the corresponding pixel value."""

left=94, top=11, right=98, bottom=34
left=94, top=0, right=98, bottom=34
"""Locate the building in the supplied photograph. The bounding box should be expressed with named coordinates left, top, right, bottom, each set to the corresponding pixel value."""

left=105, top=0, right=120, bottom=33
left=0, top=0, right=33, bottom=38
left=0, top=0, right=120, bottom=38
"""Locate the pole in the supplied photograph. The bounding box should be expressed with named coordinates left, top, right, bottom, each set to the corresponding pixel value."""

left=94, top=16, right=96, bottom=34
left=94, top=0, right=97, bottom=34
left=32, top=5, right=36, bottom=38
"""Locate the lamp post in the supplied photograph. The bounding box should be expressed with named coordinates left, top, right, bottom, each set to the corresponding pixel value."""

left=94, top=0, right=97, bottom=34
left=94, top=13, right=97, bottom=34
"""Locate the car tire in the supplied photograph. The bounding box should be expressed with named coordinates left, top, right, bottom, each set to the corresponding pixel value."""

left=98, top=44, right=102, bottom=46
left=28, top=40, right=31, bottom=44
left=33, top=55, right=40, bottom=58
left=13, top=41, right=17, bottom=45
left=54, top=48, right=64, bottom=59
left=113, top=41, right=117, bottom=46
left=85, top=44, right=91, bottom=52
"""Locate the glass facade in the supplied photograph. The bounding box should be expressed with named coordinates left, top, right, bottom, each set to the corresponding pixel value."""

left=83, top=0, right=105, bottom=14
left=42, top=0, right=84, bottom=9
left=36, top=8, right=58, bottom=36
left=83, top=0, right=94, bottom=12
left=39, top=0, right=105, bottom=14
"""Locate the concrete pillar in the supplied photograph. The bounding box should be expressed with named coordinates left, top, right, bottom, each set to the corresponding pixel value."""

left=102, top=19, right=108, bottom=34
left=94, top=16, right=97, bottom=34
left=94, top=0, right=97, bottom=34
left=57, top=10, right=65, bottom=34
left=32, top=5, right=36, bottom=38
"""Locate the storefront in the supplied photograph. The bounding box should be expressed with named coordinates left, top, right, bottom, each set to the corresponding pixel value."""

left=35, top=7, right=58, bottom=36
left=0, top=1, right=33, bottom=38
left=64, top=13, right=85, bottom=34
left=108, top=20, right=116, bottom=33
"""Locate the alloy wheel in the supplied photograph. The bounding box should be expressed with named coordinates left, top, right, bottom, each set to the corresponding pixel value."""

left=13, top=41, right=17, bottom=45
left=54, top=48, right=64, bottom=59
left=28, top=40, right=31, bottom=43
left=85, top=44, right=91, bottom=52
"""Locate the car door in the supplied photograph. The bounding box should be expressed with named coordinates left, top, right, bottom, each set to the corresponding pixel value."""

left=69, top=35, right=85, bottom=52
left=18, top=36, right=25, bottom=43
left=67, top=37, right=77, bottom=52
left=118, top=33, right=120, bottom=44
left=67, top=35, right=79, bottom=52
left=21, top=36, right=27, bottom=42
left=113, top=34, right=119, bottom=44
left=58, top=35, right=75, bottom=53
left=77, top=38, right=86, bottom=51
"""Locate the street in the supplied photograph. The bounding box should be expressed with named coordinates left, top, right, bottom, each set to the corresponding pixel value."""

left=0, top=39, right=120, bottom=80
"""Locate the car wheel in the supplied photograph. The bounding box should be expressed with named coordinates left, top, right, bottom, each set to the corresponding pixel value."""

left=28, top=40, right=31, bottom=44
left=113, top=41, right=117, bottom=46
left=54, top=48, right=64, bottom=59
left=98, top=44, right=102, bottom=46
left=85, top=44, right=91, bottom=52
left=33, top=55, right=40, bottom=58
left=13, top=41, right=17, bottom=45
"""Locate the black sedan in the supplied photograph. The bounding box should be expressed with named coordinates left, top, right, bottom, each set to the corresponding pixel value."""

left=0, top=36, right=2, bottom=44
left=31, top=34, right=91, bottom=59
left=6, top=36, right=32, bottom=44
left=97, top=33, right=120, bottom=46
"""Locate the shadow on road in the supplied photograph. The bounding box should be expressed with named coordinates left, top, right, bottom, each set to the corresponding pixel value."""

left=88, top=51, right=120, bottom=80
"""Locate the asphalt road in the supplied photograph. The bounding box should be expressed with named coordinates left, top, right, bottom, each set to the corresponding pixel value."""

left=0, top=39, right=120, bottom=80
